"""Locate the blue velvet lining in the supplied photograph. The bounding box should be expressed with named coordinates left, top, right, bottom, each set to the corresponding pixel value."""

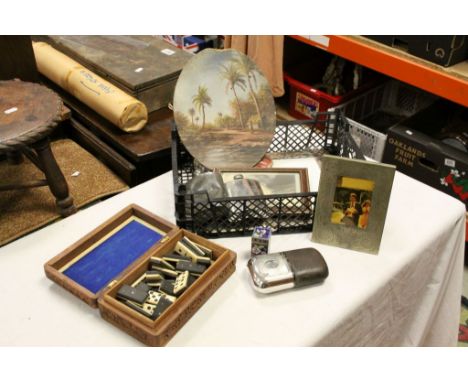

left=63, top=220, right=164, bottom=294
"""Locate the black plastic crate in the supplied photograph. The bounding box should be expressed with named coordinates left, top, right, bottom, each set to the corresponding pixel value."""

left=172, top=111, right=363, bottom=238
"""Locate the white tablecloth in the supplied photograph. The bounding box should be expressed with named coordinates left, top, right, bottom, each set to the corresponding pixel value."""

left=0, top=157, right=465, bottom=346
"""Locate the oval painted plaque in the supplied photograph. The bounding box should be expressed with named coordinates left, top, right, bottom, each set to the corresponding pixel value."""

left=173, top=49, right=276, bottom=169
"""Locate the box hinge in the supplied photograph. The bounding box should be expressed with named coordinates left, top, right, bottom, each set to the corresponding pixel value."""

left=107, top=279, right=118, bottom=289
left=161, top=236, right=170, bottom=243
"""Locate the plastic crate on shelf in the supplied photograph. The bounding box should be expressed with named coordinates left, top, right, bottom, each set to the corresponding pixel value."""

left=331, top=80, right=437, bottom=161
left=283, top=52, right=381, bottom=119
left=171, top=111, right=363, bottom=238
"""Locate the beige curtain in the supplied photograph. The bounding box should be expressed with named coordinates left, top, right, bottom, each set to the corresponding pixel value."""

left=224, top=35, right=284, bottom=97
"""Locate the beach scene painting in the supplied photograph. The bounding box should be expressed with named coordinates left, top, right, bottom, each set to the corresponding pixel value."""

left=173, top=49, right=276, bottom=169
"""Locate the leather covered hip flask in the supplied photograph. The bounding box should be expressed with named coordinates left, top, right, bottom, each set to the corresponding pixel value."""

left=247, top=248, right=329, bottom=293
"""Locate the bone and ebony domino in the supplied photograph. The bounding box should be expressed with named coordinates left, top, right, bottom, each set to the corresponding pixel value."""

left=150, top=257, right=175, bottom=270
left=180, top=237, right=206, bottom=257
left=151, top=266, right=178, bottom=278
left=114, top=236, right=213, bottom=321
left=176, top=260, right=206, bottom=274
left=116, top=284, right=148, bottom=305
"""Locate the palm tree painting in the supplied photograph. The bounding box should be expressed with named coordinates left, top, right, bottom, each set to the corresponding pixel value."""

left=220, top=63, right=247, bottom=129
left=236, top=56, right=262, bottom=129
left=192, top=85, right=212, bottom=129
left=173, top=49, right=276, bottom=169
left=188, top=108, right=196, bottom=128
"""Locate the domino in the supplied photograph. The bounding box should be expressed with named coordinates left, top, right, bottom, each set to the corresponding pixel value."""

left=174, top=242, right=211, bottom=265
left=152, top=296, right=173, bottom=318
left=124, top=301, right=158, bottom=320
left=176, top=260, right=206, bottom=274
left=194, top=256, right=211, bottom=266
left=151, top=266, right=178, bottom=278
left=150, top=256, right=175, bottom=270
left=174, top=241, right=198, bottom=262
left=116, top=284, right=148, bottom=305
left=163, top=253, right=190, bottom=263
left=159, top=279, right=176, bottom=296
left=189, top=241, right=213, bottom=258
left=181, top=237, right=205, bottom=257
left=160, top=293, right=177, bottom=303
left=135, top=282, right=151, bottom=294
left=173, top=271, right=189, bottom=295
left=146, top=290, right=163, bottom=305
left=145, top=270, right=165, bottom=282
left=131, top=273, right=147, bottom=288
left=187, top=274, right=197, bottom=287
left=146, top=281, right=162, bottom=288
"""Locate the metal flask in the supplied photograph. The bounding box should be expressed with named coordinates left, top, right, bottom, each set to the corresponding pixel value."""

left=247, top=248, right=329, bottom=294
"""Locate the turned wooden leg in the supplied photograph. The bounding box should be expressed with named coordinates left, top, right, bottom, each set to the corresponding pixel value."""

left=34, top=138, right=76, bottom=217
left=6, top=150, right=23, bottom=165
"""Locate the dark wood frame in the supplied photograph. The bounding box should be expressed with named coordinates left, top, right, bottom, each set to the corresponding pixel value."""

left=218, top=168, right=310, bottom=196
left=44, top=204, right=236, bottom=346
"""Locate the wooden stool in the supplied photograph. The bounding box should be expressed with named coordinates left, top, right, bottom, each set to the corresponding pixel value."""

left=0, top=80, right=76, bottom=217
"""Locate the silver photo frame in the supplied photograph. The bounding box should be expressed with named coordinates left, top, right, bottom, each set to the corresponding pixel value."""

left=312, top=155, right=396, bottom=254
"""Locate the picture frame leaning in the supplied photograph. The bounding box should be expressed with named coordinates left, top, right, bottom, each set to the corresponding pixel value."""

left=312, top=155, right=396, bottom=254
left=219, top=168, right=309, bottom=196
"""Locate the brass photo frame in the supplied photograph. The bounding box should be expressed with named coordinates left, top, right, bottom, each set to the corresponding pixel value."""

left=312, top=155, right=396, bottom=254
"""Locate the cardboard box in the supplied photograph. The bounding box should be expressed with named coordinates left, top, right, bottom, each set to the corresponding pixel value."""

left=383, top=125, right=468, bottom=210
left=251, top=226, right=272, bottom=256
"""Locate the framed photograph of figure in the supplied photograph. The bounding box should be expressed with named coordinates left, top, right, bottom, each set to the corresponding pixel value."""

left=312, top=155, right=396, bottom=254
left=219, top=168, right=309, bottom=197
left=219, top=168, right=311, bottom=219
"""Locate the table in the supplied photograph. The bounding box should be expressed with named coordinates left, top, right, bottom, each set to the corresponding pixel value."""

left=0, top=157, right=465, bottom=346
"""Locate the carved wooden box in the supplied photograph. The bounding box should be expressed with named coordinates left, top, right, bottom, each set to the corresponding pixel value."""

left=44, top=204, right=236, bottom=346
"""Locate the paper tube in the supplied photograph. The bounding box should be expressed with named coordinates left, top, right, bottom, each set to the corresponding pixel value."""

left=33, top=41, right=148, bottom=132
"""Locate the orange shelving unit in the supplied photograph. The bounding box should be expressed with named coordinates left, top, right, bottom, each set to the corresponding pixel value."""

left=291, top=35, right=468, bottom=107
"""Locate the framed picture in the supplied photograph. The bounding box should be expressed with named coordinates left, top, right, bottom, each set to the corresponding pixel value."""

left=219, top=168, right=309, bottom=196
left=312, top=155, right=396, bottom=254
